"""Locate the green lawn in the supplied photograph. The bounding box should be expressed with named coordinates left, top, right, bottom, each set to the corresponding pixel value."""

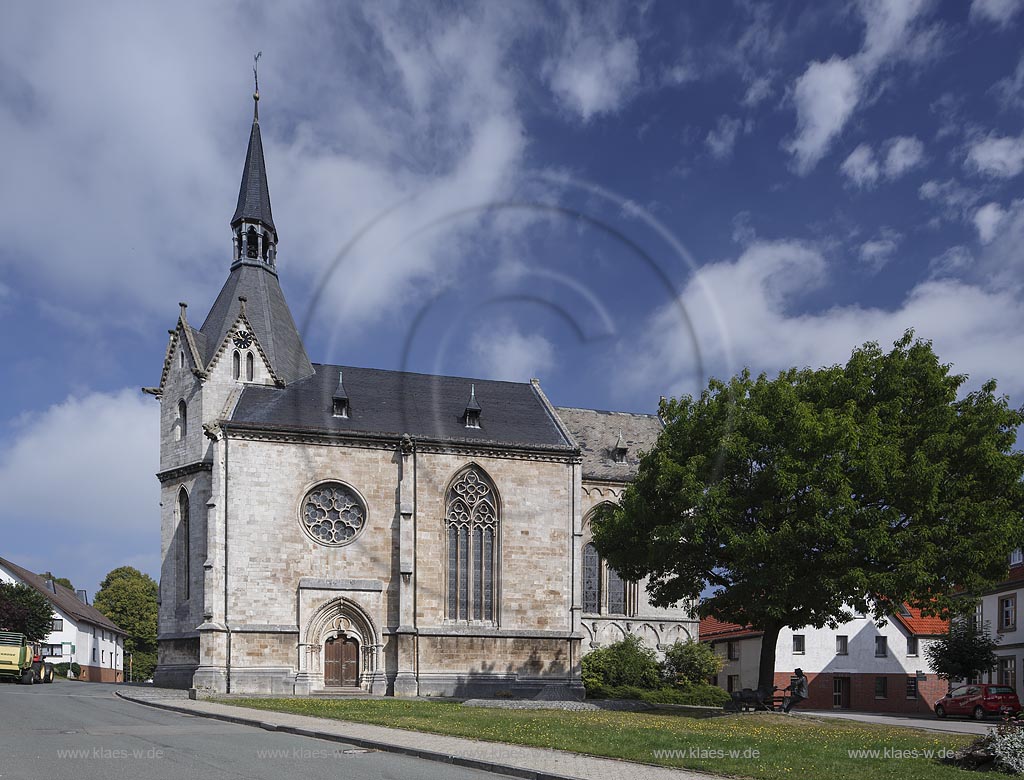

left=214, top=698, right=976, bottom=780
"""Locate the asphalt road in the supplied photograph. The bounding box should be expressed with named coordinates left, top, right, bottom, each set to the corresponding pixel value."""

left=0, top=680, right=499, bottom=780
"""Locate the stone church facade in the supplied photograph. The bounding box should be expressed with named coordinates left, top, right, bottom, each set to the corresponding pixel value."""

left=146, top=92, right=697, bottom=696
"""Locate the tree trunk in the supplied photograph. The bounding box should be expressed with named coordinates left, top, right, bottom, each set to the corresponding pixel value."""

left=757, top=622, right=782, bottom=691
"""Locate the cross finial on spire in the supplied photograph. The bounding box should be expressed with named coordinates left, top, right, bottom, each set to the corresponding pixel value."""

left=252, top=51, right=262, bottom=121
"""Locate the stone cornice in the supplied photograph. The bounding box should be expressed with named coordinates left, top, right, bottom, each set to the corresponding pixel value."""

left=219, top=422, right=581, bottom=464
left=156, top=461, right=213, bottom=483
left=413, top=626, right=573, bottom=639
left=299, top=578, right=385, bottom=592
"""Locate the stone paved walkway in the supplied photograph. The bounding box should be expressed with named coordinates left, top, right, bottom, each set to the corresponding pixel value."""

left=116, top=688, right=716, bottom=780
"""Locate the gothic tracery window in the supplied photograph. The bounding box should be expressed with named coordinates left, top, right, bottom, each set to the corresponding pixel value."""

left=300, top=482, right=367, bottom=547
left=446, top=465, right=498, bottom=622
left=583, top=543, right=600, bottom=614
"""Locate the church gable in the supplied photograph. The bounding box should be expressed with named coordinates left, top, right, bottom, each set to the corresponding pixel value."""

left=204, top=307, right=277, bottom=387
left=554, top=407, right=663, bottom=482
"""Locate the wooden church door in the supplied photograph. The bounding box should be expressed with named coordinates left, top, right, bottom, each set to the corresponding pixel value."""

left=324, top=636, right=359, bottom=687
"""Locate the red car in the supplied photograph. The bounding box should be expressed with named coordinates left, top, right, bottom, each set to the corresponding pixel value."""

left=934, top=684, right=1021, bottom=720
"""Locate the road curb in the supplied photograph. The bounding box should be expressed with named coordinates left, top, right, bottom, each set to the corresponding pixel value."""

left=115, top=691, right=581, bottom=780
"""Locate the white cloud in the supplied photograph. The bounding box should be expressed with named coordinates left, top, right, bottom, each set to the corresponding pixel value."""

left=994, top=55, right=1024, bottom=110
left=0, top=3, right=545, bottom=338
left=929, top=245, right=974, bottom=277
left=966, top=133, right=1024, bottom=178
left=470, top=324, right=555, bottom=382
left=787, top=58, right=862, bottom=175
left=544, top=7, right=640, bottom=121
left=623, top=239, right=1024, bottom=402
left=918, top=178, right=983, bottom=219
left=974, top=202, right=1007, bottom=243
left=0, top=389, right=160, bottom=591
left=859, top=230, right=902, bottom=271
left=970, top=0, right=1024, bottom=26
left=785, top=0, right=940, bottom=174
left=706, top=116, right=743, bottom=160
left=841, top=144, right=881, bottom=187
left=742, top=76, right=774, bottom=107
left=883, top=136, right=925, bottom=177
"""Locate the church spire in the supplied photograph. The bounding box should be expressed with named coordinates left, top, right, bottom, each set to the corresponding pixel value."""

left=231, top=52, right=277, bottom=269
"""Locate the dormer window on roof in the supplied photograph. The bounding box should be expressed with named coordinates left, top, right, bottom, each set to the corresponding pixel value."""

left=332, top=371, right=349, bottom=418
left=464, top=384, right=481, bottom=429
left=612, top=431, right=628, bottom=463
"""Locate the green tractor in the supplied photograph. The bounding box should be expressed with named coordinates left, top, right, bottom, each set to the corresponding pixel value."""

left=0, top=631, right=55, bottom=685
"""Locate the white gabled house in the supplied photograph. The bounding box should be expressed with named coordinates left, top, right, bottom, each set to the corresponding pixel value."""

left=701, top=605, right=949, bottom=714
left=970, top=548, right=1024, bottom=696
left=0, top=556, right=127, bottom=682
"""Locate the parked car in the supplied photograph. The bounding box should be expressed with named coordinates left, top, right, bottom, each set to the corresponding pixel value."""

left=934, top=684, right=1021, bottom=720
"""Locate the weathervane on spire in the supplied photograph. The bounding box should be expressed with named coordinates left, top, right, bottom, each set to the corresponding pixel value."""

left=252, top=51, right=262, bottom=120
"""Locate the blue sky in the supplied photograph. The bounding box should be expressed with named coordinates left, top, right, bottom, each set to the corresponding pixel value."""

left=1, top=0, right=1023, bottom=594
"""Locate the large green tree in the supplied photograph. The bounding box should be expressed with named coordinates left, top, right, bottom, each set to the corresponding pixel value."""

left=0, top=582, right=54, bottom=643
left=94, top=567, right=158, bottom=681
left=592, top=332, right=1024, bottom=689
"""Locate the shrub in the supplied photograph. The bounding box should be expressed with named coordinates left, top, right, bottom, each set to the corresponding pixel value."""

left=54, top=662, right=70, bottom=677
left=582, top=635, right=661, bottom=691
left=991, top=717, right=1024, bottom=774
left=586, top=683, right=731, bottom=707
left=661, top=639, right=724, bottom=686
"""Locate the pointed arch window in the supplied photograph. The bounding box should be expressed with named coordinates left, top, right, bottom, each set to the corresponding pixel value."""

left=175, top=400, right=187, bottom=441
left=446, top=465, right=498, bottom=622
left=583, top=543, right=600, bottom=614
left=245, top=351, right=254, bottom=381
left=232, top=350, right=241, bottom=380
left=177, top=487, right=190, bottom=601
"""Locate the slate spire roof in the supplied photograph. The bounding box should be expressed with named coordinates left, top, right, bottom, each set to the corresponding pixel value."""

left=231, top=90, right=276, bottom=238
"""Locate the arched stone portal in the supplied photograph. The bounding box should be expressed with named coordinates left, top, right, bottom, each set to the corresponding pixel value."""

left=296, top=597, right=383, bottom=693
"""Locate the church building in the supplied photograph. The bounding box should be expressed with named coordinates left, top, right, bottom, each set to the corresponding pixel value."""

left=145, top=89, right=697, bottom=696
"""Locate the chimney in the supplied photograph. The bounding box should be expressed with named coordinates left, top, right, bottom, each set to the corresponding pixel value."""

left=75, top=589, right=88, bottom=604
left=47, top=579, right=57, bottom=593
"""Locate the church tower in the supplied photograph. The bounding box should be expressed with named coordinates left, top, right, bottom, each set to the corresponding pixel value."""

left=147, top=83, right=313, bottom=689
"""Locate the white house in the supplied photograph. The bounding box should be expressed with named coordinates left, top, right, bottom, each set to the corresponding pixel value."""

left=0, top=556, right=127, bottom=682
left=701, top=606, right=948, bottom=714
left=971, top=548, right=1024, bottom=697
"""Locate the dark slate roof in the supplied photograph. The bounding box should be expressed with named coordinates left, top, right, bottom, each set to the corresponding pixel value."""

left=231, top=116, right=275, bottom=233
left=0, top=557, right=125, bottom=635
left=230, top=365, right=575, bottom=450
left=554, top=406, right=663, bottom=482
left=198, top=263, right=314, bottom=385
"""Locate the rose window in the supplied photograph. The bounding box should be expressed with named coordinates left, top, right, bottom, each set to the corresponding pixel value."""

left=301, top=483, right=366, bottom=546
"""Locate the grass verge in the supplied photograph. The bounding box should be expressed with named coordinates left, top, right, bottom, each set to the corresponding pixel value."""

left=213, top=697, right=975, bottom=779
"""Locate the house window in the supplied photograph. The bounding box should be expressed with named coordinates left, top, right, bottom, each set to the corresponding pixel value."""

left=41, top=644, right=62, bottom=657
left=1001, top=595, right=1017, bottom=631
left=446, top=465, right=498, bottom=622
left=177, top=487, right=190, bottom=600
left=836, top=635, right=848, bottom=655
left=728, top=641, right=739, bottom=661
left=1012, top=549, right=1023, bottom=567
left=793, top=635, right=805, bottom=654
left=93, top=648, right=97, bottom=662
left=875, top=677, right=887, bottom=698
left=245, top=351, right=254, bottom=381
left=232, top=350, right=241, bottom=379
left=875, top=636, right=888, bottom=657
left=51, top=618, right=63, bottom=632
left=727, top=674, right=740, bottom=692
left=907, top=636, right=919, bottom=656
left=906, top=677, right=918, bottom=699
left=972, top=602, right=983, bottom=632
left=1000, top=657, right=1017, bottom=689
left=583, top=543, right=600, bottom=614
